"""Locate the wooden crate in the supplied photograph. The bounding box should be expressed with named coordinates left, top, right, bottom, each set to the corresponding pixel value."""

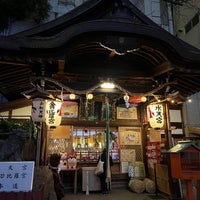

left=156, top=178, right=170, bottom=195
left=156, top=164, right=171, bottom=195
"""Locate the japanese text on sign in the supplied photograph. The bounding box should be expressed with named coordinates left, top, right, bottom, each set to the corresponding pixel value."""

left=147, top=104, right=164, bottom=128
left=0, top=161, right=34, bottom=192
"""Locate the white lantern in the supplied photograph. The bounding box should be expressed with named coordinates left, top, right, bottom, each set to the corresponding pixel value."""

left=69, top=93, right=76, bottom=100
left=86, top=93, right=93, bottom=100
left=147, top=104, right=164, bottom=128
left=31, top=98, right=46, bottom=122
left=141, top=96, right=147, bottom=102
left=45, top=100, right=62, bottom=127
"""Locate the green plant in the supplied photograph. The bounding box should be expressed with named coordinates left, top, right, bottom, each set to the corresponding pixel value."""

left=0, top=119, right=37, bottom=139
left=0, top=0, right=51, bottom=30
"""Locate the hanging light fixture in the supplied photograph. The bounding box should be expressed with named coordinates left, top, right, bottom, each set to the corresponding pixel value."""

left=45, top=99, right=62, bottom=127
left=141, top=96, right=147, bottom=102
left=69, top=93, right=76, bottom=100
left=31, top=98, right=62, bottom=127
left=187, top=98, right=192, bottom=103
left=31, top=98, right=46, bottom=122
left=123, top=94, right=129, bottom=101
left=86, top=93, right=93, bottom=100
left=100, top=82, right=115, bottom=89
left=147, top=104, right=164, bottom=128
left=123, top=94, right=130, bottom=108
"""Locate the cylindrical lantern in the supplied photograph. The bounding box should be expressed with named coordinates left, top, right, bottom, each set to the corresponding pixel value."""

left=86, top=93, right=93, bottom=100
left=141, top=96, right=147, bottom=102
left=45, top=99, right=62, bottom=127
left=129, top=96, right=146, bottom=103
left=31, top=98, right=46, bottom=122
left=69, top=93, right=76, bottom=100
left=147, top=104, right=164, bottom=128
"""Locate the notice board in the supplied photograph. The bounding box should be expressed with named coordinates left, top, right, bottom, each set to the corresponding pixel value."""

left=0, top=161, right=35, bottom=192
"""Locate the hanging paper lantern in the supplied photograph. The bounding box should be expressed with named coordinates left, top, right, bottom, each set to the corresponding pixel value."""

left=45, top=100, right=62, bottom=127
left=31, top=98, right=46, bottom=122
left=141, top=96, right=147, bottom=102
left=147, top=104, right=164, bottom=128
left=129, top=96, right=147, bottom=103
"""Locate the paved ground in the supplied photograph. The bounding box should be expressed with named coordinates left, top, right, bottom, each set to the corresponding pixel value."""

left=62, top=188, right=169, bottom=200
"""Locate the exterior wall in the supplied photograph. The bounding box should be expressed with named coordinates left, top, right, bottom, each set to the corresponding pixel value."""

left=130, top=0, right=144, bottom=11
left=183, top=92, right=200, bottom=129
left=130, top=0, right=174, bottom=34
left=183, top=92, right=200, bottom=139
left=144, top=0, right=161, bottom=25
left=0, top=106, right=31, bottom=119
left=172, top=1, right=200, bottom=134
left=173, top=0, right=200, bottom=48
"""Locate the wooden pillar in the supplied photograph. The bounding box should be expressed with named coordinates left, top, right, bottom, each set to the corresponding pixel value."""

left=165, top=103, right=172, bottom=149
left=185, top=180, right=193, bottom=200
left=105, top=97, right=111, bottom=187
left=35, top=122, right=42, bottom=166
left=197, top=180, right=200, bottom=200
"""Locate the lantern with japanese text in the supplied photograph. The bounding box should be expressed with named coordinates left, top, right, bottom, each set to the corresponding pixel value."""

left=45, top=100, right=62, bottom=127
left=31, top=98, right=46, bottom=122
left=147, top=104, right=164, bottom=128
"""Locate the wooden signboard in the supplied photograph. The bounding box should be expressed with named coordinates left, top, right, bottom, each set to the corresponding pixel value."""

left=117, top=107, right=137, bottom=119
left=149, top=129, right=161, bottom=142
left=0, top=161, right=35, bottom=192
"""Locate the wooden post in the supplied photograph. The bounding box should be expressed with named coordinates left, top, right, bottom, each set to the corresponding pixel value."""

left=185, top=180, right=193, bottom=200
left=197, top=180, right=200, bottom=200
left=36, top=123, right=42, bottom=166
left=105, top=97, right=111, bottom=188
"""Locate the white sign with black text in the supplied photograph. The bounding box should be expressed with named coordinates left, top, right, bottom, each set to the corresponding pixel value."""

left=0, top=161, right=35, bottom=192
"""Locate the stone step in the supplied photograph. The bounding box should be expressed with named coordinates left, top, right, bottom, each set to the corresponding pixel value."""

left=111, top=181, right=128, bottom=189
left=111, top=175, right=129, bottom=189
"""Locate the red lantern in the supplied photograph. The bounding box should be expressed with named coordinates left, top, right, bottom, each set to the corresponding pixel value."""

left=129, top=96, right=146, bottom=103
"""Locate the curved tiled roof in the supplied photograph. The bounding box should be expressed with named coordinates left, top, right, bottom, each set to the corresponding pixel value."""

left=0, top=0, right=200, bottom=102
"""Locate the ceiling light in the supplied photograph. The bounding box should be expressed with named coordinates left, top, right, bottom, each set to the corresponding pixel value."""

left=100, top=82, right=115, bottom=89
left=187, top=98, right=192, bottom=103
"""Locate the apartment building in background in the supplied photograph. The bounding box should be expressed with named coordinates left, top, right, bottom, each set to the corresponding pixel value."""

left=172, top=0, right=200, bottom=48
left=0, top=0, right=173, bottom=35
